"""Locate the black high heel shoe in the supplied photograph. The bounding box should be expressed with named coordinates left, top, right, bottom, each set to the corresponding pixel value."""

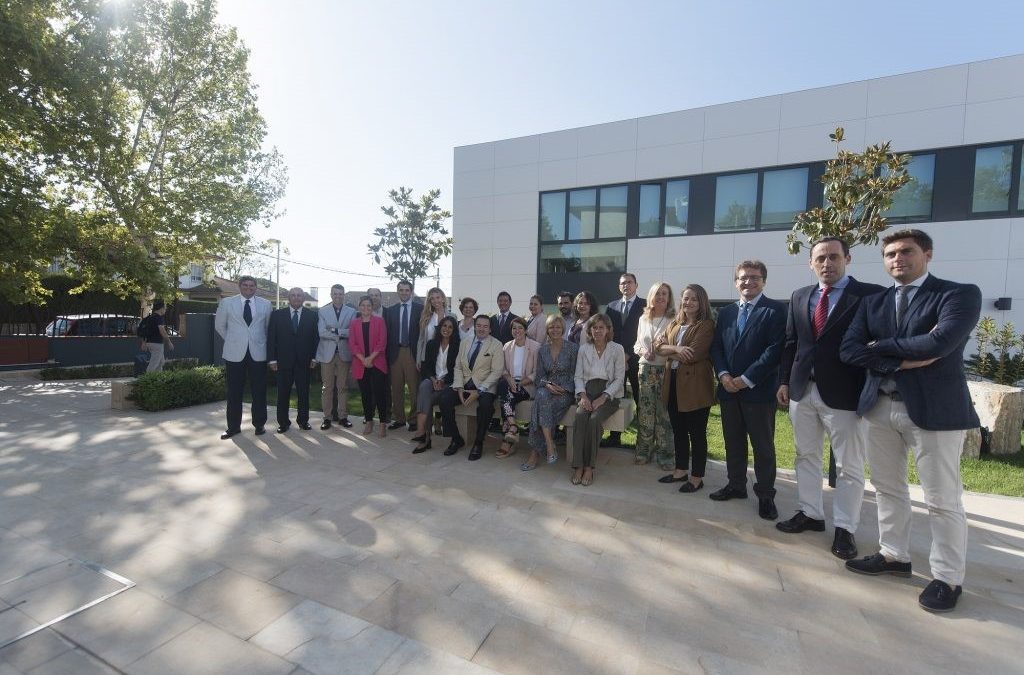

left=411, top=434, right=426, bottom=443
left=412, top=439, right=432, bottom=454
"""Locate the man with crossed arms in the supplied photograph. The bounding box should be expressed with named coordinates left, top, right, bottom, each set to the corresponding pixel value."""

left=776, top=237, right=884, bottom=559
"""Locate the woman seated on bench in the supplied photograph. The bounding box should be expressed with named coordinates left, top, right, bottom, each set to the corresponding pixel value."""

left=495, top=317, right=539, bottom=458
left=571, top=314, right=625, bottom=486
left=523, top=315, right=579, bottom=471
left=411, top=316, right=460, bottom=453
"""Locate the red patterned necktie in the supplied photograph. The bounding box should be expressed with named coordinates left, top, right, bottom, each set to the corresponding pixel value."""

left=812, top=286, right=831, bottom=338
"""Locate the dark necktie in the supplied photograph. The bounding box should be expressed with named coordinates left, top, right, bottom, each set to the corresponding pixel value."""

left=896, top=285, right=911, bottom=333
left=243, top=299, right=252, bottom=326
left=737, top=302, right=749, bottom=333
left=292, top=309, right=299, bottom=333
left=468, top=340, right=481, bottom=369
left=812, top=286, right=831, bottom=339
left=624, top=299, right=631, bottom=316
left=400, top=303, right=408, bottom=346
left=499, top=314, right=506, bottom=334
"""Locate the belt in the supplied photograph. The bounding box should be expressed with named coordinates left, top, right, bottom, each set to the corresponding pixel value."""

left=878, top=389, right=903, bottom=402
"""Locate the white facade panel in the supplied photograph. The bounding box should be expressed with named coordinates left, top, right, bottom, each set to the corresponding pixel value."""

left=780, top=81, right=869, bottom=129
left=704, top=96, right=782, bottom=139
left=778, top=120, right=867, bottom=165
left=452, top=196, right=494, bottom=226
left=451, top=223, right=493, bottom=252
left=626, top=238, right=666, bottom=270
left=637, top=109, right=705, bottom=148
left=662, top=233, right=736, bottom=268
left=452, top=274, right=494, bottom=304
left=967, top=54, right=1024, bottom=103
left=866, top=64, right=968, bottom=116
left=491, top=246, right=536, bottom=275
left=865, top=105, right=966, bottom=152
left=453, top=143, right=494, bottom=174
left=578, top=119, right=638, bottom=157
left=455, top=249, right=499, bottom=276
left=702, top=131, right=779, bottom=173
left=493, top=136, right=540, bottom=168
left=577, top=150, right=637, bottom=186
left=493, top=164, right=539, bottom=196
left=636, top=142, right=703, bottom=181
left=538, top=129, right=579, bottom=162
left=1006, top=219, right=1024, bottom=261
left=964, top=97, right=1024, bottom=145
left=454, top=168, right=494, bottom=200
left=539, top=159, right=578, bottom=191
left=492, top=192, right=538, bottom=223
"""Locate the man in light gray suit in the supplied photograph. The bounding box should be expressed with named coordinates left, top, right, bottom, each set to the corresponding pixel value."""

left=317, top=284, right=357, bottom=429
left=215, top=275, right=273, bottom=439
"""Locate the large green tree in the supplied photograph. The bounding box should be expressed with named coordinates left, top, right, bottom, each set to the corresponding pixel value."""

left=0, top=0, right=286, bottom=303
left=368, top=187, right=453, bottom=290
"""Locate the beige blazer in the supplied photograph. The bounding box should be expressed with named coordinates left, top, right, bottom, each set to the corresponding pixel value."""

left=453, top=335, right=503, bottom=393
left=660, top=319, right=716, bottom=412
left=525, top=313, right=548, bottom=344
left=501, top=338, right=540, bottom=397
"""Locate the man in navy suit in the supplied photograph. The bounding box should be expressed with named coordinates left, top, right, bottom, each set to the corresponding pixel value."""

left=267, top=288, right=320, bottom=433
left=776, top=238, right=885, bottom=558
left=604, top=272, right=645, bottom=446
left=709, top=260, right=787, bottom=520
left=385, top=280, right=424, bottom=431
left=489, top=291, right=519, bottom=344
left=840, top=229, right=981, bottom=613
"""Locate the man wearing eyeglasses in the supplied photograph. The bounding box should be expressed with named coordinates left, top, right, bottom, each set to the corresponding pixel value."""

left=709, top=260, right=787, bottom=521
left=604, top=272, right=645, bottom=447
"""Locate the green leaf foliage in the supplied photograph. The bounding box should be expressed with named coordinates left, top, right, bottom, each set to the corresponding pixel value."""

left=787, top=127, right=910, bottom=254
left=39, top=357, right=198, bottom=380
left=967, top=317, right=1024, bottom=385
left=0, top=0, right=287, bottom=304
left=368, top=187, right=453, bottom=289
left=131, top=364, right=225, bottom=410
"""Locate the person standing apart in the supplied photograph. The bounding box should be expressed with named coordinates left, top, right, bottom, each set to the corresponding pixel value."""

left=215, top=276, right=272, bottom=438
left=632, top=282, right=675, bottom=469
left=604, top=273, right=645, bottom=447
left=385, top=280, right=423, bottom=431
left=840, top=229, right=981, bottom=613
left=571, top=314, right=625, bottom=486
left=267, top=288, right=320, bottom=433
left=657, top=284, right=716, bottom=494
left=350, top=296, right=389, bottom=437
left=775, top=238, right=885, bottom=559
left=142, top=300, right=174, bottom=372
left=316, top=284, right=357, bottom=430
left=709, top=261, right=786, bottom=520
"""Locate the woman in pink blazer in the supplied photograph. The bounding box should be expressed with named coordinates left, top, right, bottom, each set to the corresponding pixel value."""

left=496, top=317, right=540, bottom=458
left=349, top=296, right=389, bottom=437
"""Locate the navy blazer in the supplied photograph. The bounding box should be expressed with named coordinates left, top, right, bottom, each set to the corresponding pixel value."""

left=385, top=300, right=424, bottom=364
left=606, top=296, right=646, bottom=356
left=710, top=296, right=787, bottom=404
left=489, top=312, right=520, bottom=345
left=839, top=275, right=981, bottom=431
left=779, top=277, right=886, bottom=411
left=420, top=336, right=461, bottom=386
left=266, top=306, right=319, bottom=369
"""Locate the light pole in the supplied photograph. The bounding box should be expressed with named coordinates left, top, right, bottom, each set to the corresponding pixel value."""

left=267, top=238, right=281, bottom=308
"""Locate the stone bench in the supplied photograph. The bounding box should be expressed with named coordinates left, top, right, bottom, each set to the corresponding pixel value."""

left=453, top=397, right=635, bottom=456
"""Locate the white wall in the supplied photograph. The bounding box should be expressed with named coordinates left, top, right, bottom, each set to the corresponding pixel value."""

left=453, top=54, right=1024, bottom=328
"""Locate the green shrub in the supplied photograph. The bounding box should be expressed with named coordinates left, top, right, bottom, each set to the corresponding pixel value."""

left=131, top=366, right=226, bottom=411
left=38, top=358, right=199, bottom=380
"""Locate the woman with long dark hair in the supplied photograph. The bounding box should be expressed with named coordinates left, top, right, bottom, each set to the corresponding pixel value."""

left=411, top=315, right=460, bottom=453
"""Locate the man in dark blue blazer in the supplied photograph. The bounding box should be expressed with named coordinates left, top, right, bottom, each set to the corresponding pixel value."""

left=385, top=280, right=424, bottom=431
left=840, top=229, right=981, bottom=613
left=604, top=272, right=646, bottom=446
left=776, top=237, right=885, bottom=559
left=709, top=260, right=787, bottom=520
left=267, top=287, right=320, bottom=433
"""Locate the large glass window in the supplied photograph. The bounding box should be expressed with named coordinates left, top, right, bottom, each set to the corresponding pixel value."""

left=639, top=184, right=661, bottom=237
left=598, top=186, right=628, bottom=238
left=539, top=242, right=626, bottom=274
left=540, top=192, right=565, bottom=241
left=884, top=154, right=935, bottom=219
left=665, top=180, right=689, bottom=235
left=761, top=167, right=808, bottom=228
left=568, top=189, right=597, bottom=239
left=714, top=173, right=757, bottom=231
left=972, top=145, right=1013, bottom=213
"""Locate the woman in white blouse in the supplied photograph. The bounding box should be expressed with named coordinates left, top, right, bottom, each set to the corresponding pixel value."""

left=572, top=314, right=626, bottom=486
left=496, top=317, right=540, bottom=458
left=456, top=297, right=479, bottom=343
left=633, top=282, right=676, bottom=469
left=411, top=316, right=460, bottom=453
left=416, top=287, right=457, bottom=367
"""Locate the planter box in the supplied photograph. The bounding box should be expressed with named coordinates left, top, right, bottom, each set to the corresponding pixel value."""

left=964, top=380, right=1024, bottom=458
left=111, top=379, right=138, bottom=410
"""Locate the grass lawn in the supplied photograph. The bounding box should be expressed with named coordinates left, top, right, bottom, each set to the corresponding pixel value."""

left=253, top=383, right=1024, bottom=498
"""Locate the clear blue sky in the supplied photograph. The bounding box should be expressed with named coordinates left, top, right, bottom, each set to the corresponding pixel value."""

left=214, top=0, right=1024, bottom=298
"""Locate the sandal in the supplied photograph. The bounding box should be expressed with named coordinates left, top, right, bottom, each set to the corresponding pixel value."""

left=495, top=442, right=516, bottom=459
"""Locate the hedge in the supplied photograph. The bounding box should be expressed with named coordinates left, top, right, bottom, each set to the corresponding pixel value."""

left=131, top=365, right=226, bottom=411
left=39, top=358, right=199, bottom=380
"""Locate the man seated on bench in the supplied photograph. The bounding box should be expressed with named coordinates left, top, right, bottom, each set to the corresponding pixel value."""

left=440, top=315, right=503, bottom=461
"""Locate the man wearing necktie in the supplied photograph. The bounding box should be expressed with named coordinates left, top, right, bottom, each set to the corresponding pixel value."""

left=385, top=280, right=424, bottom=430
left=440, top=315, right=503, bottom=460
left=605, top=273, right=645, bottom=447
left=489, top=291, right=519, bottom=344
left=316, top=284, right=357, bottom=429
left=268, top=288, right=320, bottom=433
left=709, top=260, right=787, bottom=520
left=840, top=229, right=981, bottom=613
left=214, top=276, right=272, bottom=438
left=776, top=238, right=885, bottom=559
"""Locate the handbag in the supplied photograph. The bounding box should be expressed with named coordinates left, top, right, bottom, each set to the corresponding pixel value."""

left=584, top=378, right=608, bottom=400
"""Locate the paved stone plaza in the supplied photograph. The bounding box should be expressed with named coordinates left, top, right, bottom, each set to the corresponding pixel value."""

left=1, top=376, right=1023, bottom=675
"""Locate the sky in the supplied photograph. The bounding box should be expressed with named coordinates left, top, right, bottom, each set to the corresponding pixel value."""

left=212, top=0, right=1024, bottom=299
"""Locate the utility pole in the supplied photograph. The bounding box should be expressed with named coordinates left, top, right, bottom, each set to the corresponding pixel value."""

left=267, top=238, right=281, bottom=308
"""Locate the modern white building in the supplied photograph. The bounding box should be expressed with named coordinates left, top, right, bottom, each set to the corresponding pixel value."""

left=452, top=54, right=1024, bottom=330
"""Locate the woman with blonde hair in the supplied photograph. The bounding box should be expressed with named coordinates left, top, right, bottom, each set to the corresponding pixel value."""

left=416, top=287, right=457, bottom=367
left=656, top=283, right=716, bottom=492
left=633, top=282, right=675, bottom=469
left=571, top=314, right=625, bottom=486
left=522, top=314, right=579, bottom=470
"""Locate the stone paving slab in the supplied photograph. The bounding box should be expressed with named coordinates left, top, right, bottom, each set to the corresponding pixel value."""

left=0, top=378, right=1022, bottom=674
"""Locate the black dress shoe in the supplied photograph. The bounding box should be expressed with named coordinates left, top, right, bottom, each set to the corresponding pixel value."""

left=831, top=527, right=857, bottom=560
left=658, top=473, right=688, bottom=484
left=776, top=510, right=826, bottom=533
left=444, top=438, right=465, bottom=456
left=918, top=579, right=962, bottom=613
left=709, top=486, right=748, bottom=501
left=387, top=420, right=405, bottom=430
left=276, top=425, right=289, bottom=433
left=412, top=440, right=431, bottom=454
left=679, top=480, right=703, bottom=493
left=320, top=419, right=332, bottom=430
left=339, top=418, right=353, bottom=428
left=298, top=422, right=312, bottom=431
left=845, top=553, right=912, bottom=577
left=758, top=497, right=778, bottom=521
left=468, top=444, right=483, bottom=461
left=254, top=426, right=266, bottom=436
left=220, top=429, right=240, bottom=440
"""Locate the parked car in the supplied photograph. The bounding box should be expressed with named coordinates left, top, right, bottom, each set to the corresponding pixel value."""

left=45, top=315, right=141, bottom=337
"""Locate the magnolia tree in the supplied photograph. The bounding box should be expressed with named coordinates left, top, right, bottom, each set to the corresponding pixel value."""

left=368, top=187, right=453, bottom=290
left=787, top=127, right=910, bottom=254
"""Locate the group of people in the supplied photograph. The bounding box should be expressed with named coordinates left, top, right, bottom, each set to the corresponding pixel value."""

left=213, top=228, right=980, bottom=613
